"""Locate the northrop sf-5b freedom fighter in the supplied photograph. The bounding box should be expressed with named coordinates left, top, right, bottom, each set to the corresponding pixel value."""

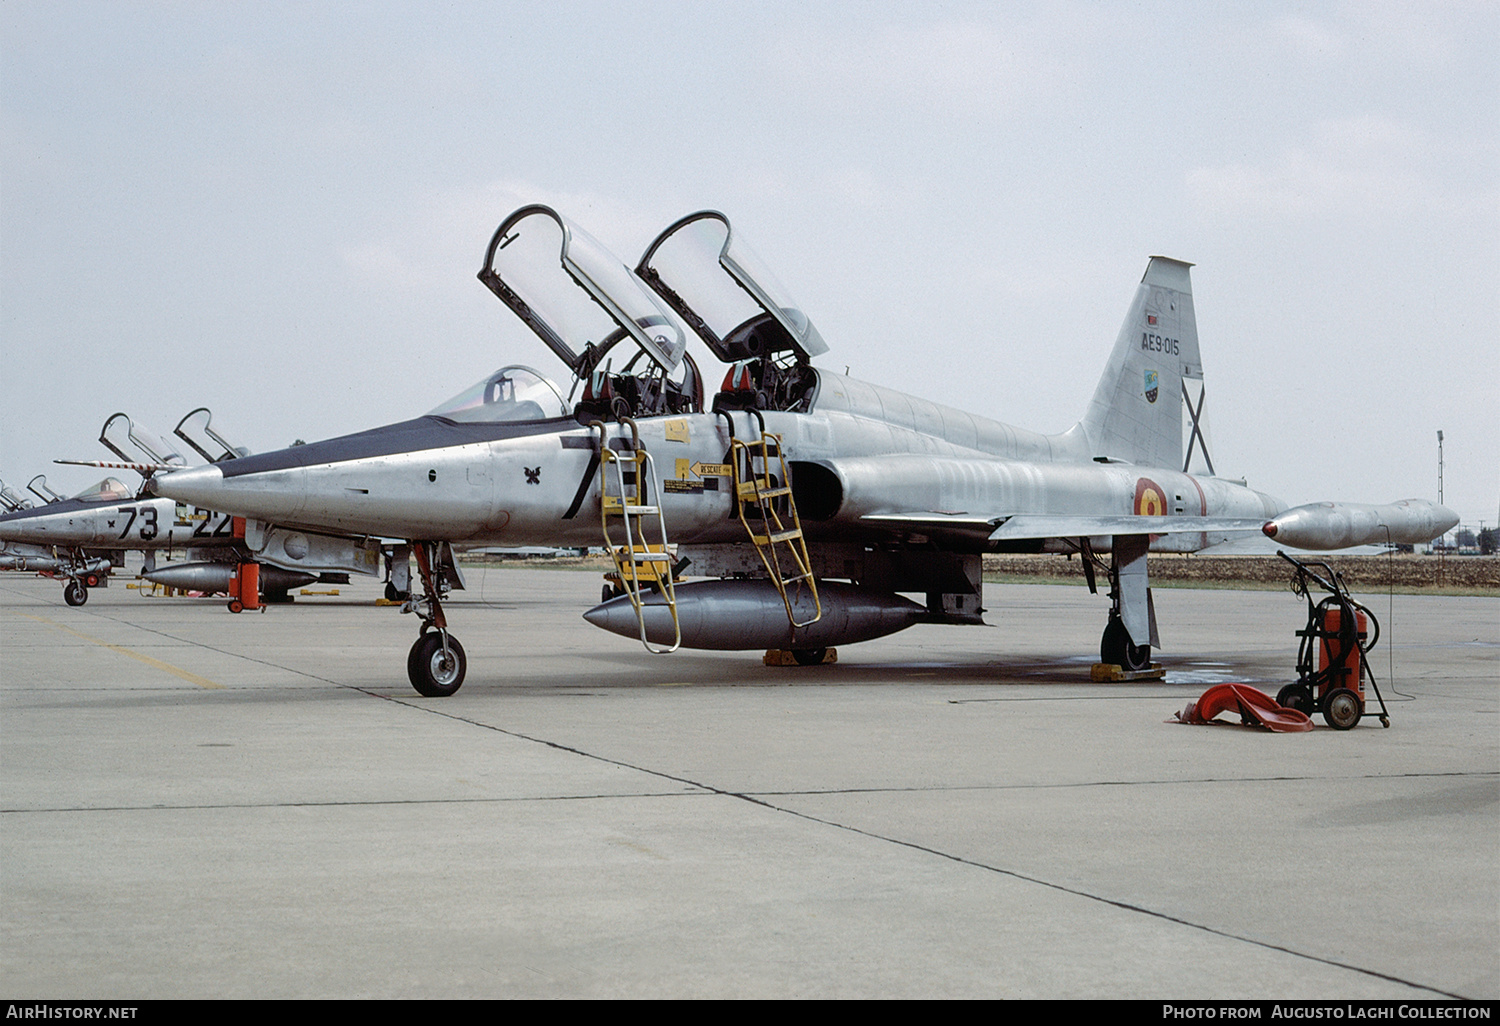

left=150, top=205, right=1456, bottom=695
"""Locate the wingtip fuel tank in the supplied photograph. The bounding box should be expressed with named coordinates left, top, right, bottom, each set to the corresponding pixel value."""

left=1261, top=499, right=1457, bottom=551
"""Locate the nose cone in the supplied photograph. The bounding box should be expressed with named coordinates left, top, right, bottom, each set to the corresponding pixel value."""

left=150, top=465, right=227, bottom=508
left=1435, top=504, right=1460, bottom=536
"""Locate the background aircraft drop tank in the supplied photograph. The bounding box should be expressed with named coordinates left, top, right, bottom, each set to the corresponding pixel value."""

left=144, top=562, right=317, bottom=595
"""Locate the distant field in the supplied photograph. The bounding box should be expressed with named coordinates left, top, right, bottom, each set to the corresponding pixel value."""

left=983, top=553, right=1500, bottom=595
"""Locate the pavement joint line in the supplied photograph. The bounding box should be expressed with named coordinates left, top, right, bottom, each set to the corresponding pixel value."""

left=5, top=769, right=1491, bottom=815
left=11, top=611, right=225, bottom=689
left=0, top=791, right=715, bottom=814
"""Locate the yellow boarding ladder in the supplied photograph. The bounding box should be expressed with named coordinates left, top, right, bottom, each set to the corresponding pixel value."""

left=595, top=419, right=680, bottom=653
left=730, top=418, right=821, bottom=629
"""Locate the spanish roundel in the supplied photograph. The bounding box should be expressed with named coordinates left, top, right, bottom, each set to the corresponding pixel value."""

left=1134, top=477, right=1166, bottom=517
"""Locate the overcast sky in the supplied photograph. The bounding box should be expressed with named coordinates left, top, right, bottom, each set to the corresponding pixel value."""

left=3, top=1, right=1496, bottom=527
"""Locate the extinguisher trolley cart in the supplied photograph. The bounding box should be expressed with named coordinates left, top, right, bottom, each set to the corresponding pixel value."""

left=1275, top=552, right=1392, bottom=730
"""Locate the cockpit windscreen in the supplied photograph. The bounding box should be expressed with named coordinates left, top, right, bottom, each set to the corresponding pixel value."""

left=75, top=478, right=134, bottom=503
left=427, top=366, right=569, bottom=424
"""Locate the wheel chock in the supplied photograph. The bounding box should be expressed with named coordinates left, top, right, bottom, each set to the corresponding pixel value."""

left=1091, top=662, right=1166, bottom=682
left=763, top=648, right=838, bottom=666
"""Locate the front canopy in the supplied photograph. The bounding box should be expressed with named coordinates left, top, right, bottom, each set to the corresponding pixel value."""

left=478, top=205, right=687, bottom=378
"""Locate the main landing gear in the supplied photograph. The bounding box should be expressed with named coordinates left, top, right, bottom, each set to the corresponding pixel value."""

left=1100, top=612, right=1150, bottom=672
left=404, top=541, right=467, bottom=697
left=1079, top=535, right=1156, bottom=673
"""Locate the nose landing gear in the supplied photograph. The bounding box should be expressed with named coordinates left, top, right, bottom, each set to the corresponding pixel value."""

left=404, top=541, right=468, bottom=697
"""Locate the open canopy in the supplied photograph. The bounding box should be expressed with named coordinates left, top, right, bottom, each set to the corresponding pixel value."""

left=99, top=413, right=189, bottom=468
left=635, top=210, right=828, bottom=364
left=478, top=205, right=687, bottom=378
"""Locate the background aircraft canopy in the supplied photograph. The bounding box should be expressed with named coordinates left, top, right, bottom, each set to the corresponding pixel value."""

left=478, top=205, right=686, bottom=378
left=636, top=210, right=829, bottom=363
left=427, top=365, right=569, bottom=424
left=74, top=478, right=133, bottom=503
left=26, top=475, right=65, bottom=504
left=99, top=413, right=189, bottom=467
left=175, top=408, right=251, bottom=463
left=0, top=481, right=34, bottom=512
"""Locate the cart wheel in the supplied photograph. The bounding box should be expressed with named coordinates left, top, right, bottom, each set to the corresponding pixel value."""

left=1322, top=687, right=1362, bottom=730
left=1276, top=683, right=1314, bottom=715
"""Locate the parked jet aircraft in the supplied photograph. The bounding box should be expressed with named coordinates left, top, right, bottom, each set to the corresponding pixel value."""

left=3, top=411, right=383, bottom=605
left=150, top=205, right=1456, bottom=696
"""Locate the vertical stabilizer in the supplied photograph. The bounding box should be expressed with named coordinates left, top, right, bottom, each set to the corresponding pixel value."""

left=1078, top=257, right=1205, bottom=471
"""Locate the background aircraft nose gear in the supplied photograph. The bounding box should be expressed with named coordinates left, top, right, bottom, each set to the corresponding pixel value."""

left=1274, top=551, right=1389, bottom=729
left=595, top=417, right=681, bottom=653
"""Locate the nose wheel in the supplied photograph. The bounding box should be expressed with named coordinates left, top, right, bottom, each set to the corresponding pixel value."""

left=63, top=580, right=88, bottom=606
left=408, top=632, right=466, bottom=697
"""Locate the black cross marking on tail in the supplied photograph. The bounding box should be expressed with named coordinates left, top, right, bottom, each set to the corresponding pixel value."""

left=524, top=466, right=541, bottom=485
left=1182, top=381, right=1215, bottom=476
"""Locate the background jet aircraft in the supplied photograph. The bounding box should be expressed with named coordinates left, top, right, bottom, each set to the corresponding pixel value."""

left=3, top=410, right=383, bottom=606
left=151, top=204, right=1456, bottom=696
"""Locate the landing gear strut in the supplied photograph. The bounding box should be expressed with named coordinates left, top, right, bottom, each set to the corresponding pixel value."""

left=1082, top=535, right=1155, bottom=672
left=405, top=541, right=467, bottom=697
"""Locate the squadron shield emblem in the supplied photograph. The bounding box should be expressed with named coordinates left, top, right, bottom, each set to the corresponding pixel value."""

left=1143, top=368, right=1159, bottom=404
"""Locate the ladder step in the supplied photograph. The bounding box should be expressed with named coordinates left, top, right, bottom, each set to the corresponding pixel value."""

left=737, top=485, right=790, bottom=500
left=750, top=530, right=804, bottom=545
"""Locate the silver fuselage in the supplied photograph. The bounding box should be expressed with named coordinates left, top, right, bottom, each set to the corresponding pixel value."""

left=150, top=370, right=1286, bottom=552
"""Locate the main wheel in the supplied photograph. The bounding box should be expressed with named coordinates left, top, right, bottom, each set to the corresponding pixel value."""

left=1276, top=683, right=1314, bottom=715
left=408, top=632, right=467, bottom=697
left=1100, top=615, right=1150, bottom=671
left=791, top=647, right=828, bottom=666
left=1321, top=687, right=1362, bottom=730
left=64, top=581, right=87, bottom=606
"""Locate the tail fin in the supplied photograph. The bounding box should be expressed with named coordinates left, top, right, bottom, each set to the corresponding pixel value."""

left=1077, top=257, right=1214, bottom=473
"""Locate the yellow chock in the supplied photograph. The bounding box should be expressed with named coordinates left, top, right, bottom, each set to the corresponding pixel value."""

left=763, top=648, right=838, bottom=667
left=1091, top=662, right=1166, bottom=682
